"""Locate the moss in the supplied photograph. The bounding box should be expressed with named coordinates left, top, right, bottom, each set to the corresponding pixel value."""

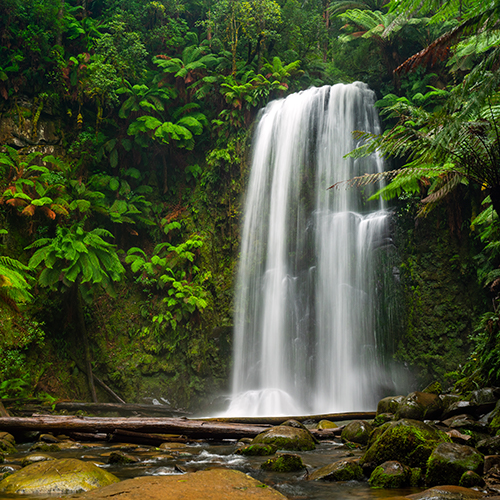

left=459, top=470, right=485, bottom=487
left=308, top=459, right=363, bottom=481
left=361, top=419, right=451, bottom=469
left=253, top=426, right=316, bottom=451
left=369, top=462, right=409, bottom=488
left=236, top=444, right=277, bottom=456
left=29, top=443, right=60, bottom=453
left=410, top=467, right=422, bottom=487
left=260, top=454, right=305, bottom=472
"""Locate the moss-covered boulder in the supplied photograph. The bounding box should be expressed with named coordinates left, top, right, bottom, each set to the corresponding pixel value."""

left=459, top=470, right=485, bottom=488
left=261, top=453, right=305, bottom=472
left=377, top=396, right=404, bottom=415
left=236, top=444, right=277, bottom=456
left=308, top=458, right=363, bottom=481
left=425, top=443, right=484, bottom=486
left=108, top=451, right=139, bottom=464
left=0, top=458, right=119, bottom=495
left=29, top=442, right=61, bottom=452
left=341, top=420, right=373, bottom=446
left=369, top=461, right=410, bottom=488
left=316, top=420, right=338, bottom=429
left=21, top=453, right=55, bottom=467
left=0, top=433, right=16, bottom=455
left=396, top=391, right=443, bottom=420
left=373, top=413, right=393, bottom=427
left=252, top=426, right=316, bottom=451
left=360, top=419, right=451, bottom=469
left=476, top=435, right=500, bottom=455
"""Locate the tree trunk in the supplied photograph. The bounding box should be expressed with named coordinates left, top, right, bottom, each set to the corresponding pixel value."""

left=75, top=285, right=98, bottom=403
left=490, top=184, right=500, bottom=218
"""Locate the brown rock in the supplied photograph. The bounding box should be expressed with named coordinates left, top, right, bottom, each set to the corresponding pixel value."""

left=63, top=469, right=286, bottom=499
left=485, top=455, right=500, bottom=474
left=407, top=485, right=485, bottom=499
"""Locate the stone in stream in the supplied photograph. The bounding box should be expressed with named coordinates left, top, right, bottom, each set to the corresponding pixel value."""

left=21, top=453, right=55, bottom=467
left=368, top=460, right=410, bottom=488
left=236, top=443, right=277, bottom=456
left=62, top=469, right=287, bottom=499
left=341, top=420, right=373, bottom=445
left=0, top=458, right=120, bottom=495
left=425, top=442, right=484, bottom=486
left=0, top=432, right=16, bottom=454
left=260, top=453, right=306, bottom=472
left=360, top=418, right=451, bottom=470
left=406, top=485, right=486, bottom=499
left=395, top=391, right=443, bottom=420
left=377, top=396, right=404, bottom=415
left=316, top=419, right=338, bottom=429
left=252, top=425, right=316, bottom=451
left=308, top=458, right=363, bottom=481
left=108, top=451, right=139, bottom=464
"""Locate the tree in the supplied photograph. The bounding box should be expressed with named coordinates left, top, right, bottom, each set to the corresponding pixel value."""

left=27, top=224, right=125, bottom=401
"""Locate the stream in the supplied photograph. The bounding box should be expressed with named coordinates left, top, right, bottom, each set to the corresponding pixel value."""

left=1, top=436, right=425, bottom=499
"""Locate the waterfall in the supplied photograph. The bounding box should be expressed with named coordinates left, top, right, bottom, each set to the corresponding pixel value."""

left=227, top=83, right=395, bottom=417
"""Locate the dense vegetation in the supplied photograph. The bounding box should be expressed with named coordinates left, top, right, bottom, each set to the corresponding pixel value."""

left=0, top=0, right=498, bottom=409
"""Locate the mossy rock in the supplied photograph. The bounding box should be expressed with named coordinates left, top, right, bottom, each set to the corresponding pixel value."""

left=341, top=420, right=373, bottom=446
left=377, top=396, right=404, bottom=415
left=252, top=426, right=316, bottom=451
left=236, top=444, right=277, bottom=456
left=308, top=458, right=363, bottom=482
left=410, top=467, right=423, bottom=487
left=261, top=453, right=305, bottom=472
left=425, top=443, right=484, bottom=486
left=0, top=438, right=16, bottom=455
left=360, top=419, right=451, bottom=469
left=108, top=451, right=139, bottom=464
left=21, top=453, right=55, bottom=467
left=0, top=433, right=15, bottom=446
left=29, top=442, right=61, bottom=452
left=316, top=420, right=338, bottom=429
left=468, top=387, right=499, bottom=406
left=373, top=413, right=393, bottom=427
left=395, top=391, right=443, bottom=420
left=459, top=470, right=485, bottom=488
left=0, top=458, right=119, bottom=495
left=369, top=461, right=410, bottom=489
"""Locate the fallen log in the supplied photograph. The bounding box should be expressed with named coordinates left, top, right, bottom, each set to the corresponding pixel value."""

left=54, top=402, right=188, bottom=417
left=0, top=416, right=271, bottom=440
left=202, top=411, right=376, bottom=425
left=108, top=429, right=189, bottom=446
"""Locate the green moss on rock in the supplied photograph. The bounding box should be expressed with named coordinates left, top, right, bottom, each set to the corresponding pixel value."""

left=308, top=459, right=363, bottom=481
left=360, top=419, right=450, bottom=469
left=252, top=426, right=316, bottom=451
left=236, top=444, right=277, bottom=456
left=261, top=454, right=305, bottom=472
left=369, top=461, right=410, bottom=488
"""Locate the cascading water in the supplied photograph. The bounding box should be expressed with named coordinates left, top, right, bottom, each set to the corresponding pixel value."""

left=226, top=83, right=397, bottom=417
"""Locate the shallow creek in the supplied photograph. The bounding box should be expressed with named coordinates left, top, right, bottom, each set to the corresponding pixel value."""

left=1, top=437, right=426, bottom=500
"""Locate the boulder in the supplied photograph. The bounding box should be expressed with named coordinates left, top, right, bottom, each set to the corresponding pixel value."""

left=360, top=419, right=450, bottom=469
left=425, top=443, right=484, bottom=486
left=369, top=461, right=410, bottom=488
left=459, top=470, right=485, bottom=488
left=0, top=435, right=16, bottom=455
left=236, top=444, right=277, bottom=456
left=308, top=458, right=363, bottom=482
left=341, top=420, right=373, bottom=445
left=476, top=436, right=500, bottom=455
left=377, top=396, right=404, bottom=415
left=373, top=413, right=394, bottom=427
left=21, top=453, right=55, bottom=467
left=261, top=453, right=305, bottom=472
left=108, top=451, right=139, bottom=464
left=62, top=469, right=287, bottom=499
left=0, top=458, right=119, bottom=495
left=252, top=425, right=316, bottom=451
left=316, top=420, right=338, bottom=429
left=406, top=485, right=486, bottom=499
left=29, top=442, right=61, bottom=452
left=396, top=391, right=443, bottom=420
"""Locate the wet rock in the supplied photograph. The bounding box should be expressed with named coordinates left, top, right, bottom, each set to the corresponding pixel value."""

left=341, top=420, right=373, bottom=446
left=442, top=400, right=474, bottom=420
left=236, top=444, right=277, bottom=456
left=369, top=460, right=410, bottom=488
left=63, top=469, right=287, bottom=499
left=281, top=419, right=307, bottom=430
left=406, top=485, right=485, bottom=499
left=29, top=442, right=61, bottom=452
left=425, top=442, right=484, bottom=486
left=308, top=458, right=363, bottom=481
left=316, top=420, right=338, bottom=429
left=469, top=387, right=499, bottom=407
left=252, top=425, right=316, bottom=451
left=0, top=433, right=15, bottom=446
left=108, top=451, right=139, bottom=464
left=0, top=465, right=20, bottom=481
left=476, top=436, right=500, bottom=455
left=21, top=453, right=55, bottom=467
left=484, top=454, right=500, bottom=474
left=377, top=396, right=404, bottom=415
left=261, top=453, right=305, bottom=472
left=459, top=470, right=485, bottom=488
left=396, top=391, right=443, bottom=420
left=0, top=435, right=16, bottom=454
left=373, top=413, right=394, bottom=427
left=39, top=434, right=60, bottom=443
left=360, top=418, right=451, bottom=469
left=0, top=458, right=119, bottom=495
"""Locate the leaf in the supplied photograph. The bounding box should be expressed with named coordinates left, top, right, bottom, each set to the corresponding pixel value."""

left=109, top=149, right=118, bottom=169
left=109, top=178, right=120, bottom=191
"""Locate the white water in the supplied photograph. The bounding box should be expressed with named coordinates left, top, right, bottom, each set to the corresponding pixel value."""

left=227, top=83, right=390, bottom=417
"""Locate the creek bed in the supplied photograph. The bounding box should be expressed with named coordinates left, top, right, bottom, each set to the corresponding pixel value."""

left=0, top=437, right=425, bottom=499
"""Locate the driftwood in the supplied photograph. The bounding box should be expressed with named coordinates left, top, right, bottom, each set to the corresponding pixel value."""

left=0, top=416, right=271, bottom=440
